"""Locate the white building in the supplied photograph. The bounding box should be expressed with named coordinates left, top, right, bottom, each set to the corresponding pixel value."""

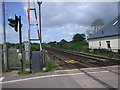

left=88, top=15, right=120, bottom=52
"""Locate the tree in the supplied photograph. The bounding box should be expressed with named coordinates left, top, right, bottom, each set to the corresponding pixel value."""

left=60, top=39, right=67, bottom=43
left=56, top=39, right=67, bottom=47
left=48, top=41, right=57, bottom=44
left=91, top=18, right=104, bottom=31
left=72, top=33, right=85, bottom=42
left=86, top=18, right=104, bottom=37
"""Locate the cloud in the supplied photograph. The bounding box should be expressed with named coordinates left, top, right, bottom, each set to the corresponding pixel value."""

left=42, top=2, right=118, bottom=27
left=0, top=24, right=18, bottom=43
left=6, top=26, right=19, bottom=43
left=23, top=2, right=118, bottom=43
left=42, top=23, right=88, bottom=42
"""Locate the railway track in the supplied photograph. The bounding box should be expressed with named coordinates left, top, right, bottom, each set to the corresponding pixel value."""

left=44, top=47, right=120, bottom=66
left=44, top=47, right=120, bottom=75
left=44, top=47, right=119, bottom=89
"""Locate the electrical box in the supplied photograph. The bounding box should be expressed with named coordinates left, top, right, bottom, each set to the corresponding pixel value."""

left=31, top=51, right=41, bottom=72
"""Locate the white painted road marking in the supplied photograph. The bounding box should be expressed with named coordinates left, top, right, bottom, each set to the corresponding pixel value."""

left=2, top=70, right=109, bottom=84
left=81, top=65, right=119, bottom=70
left=2, top=73, right=84, bottom=84
left=55, top=69, right=78, bottom=72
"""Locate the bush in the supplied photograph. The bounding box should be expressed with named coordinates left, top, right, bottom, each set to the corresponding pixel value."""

left=91, top=49, right=119, bottom=59
left=31, top=43, right=40, bottom=51
left=72, top=33, right=85, bottom=42
left=46, top=58, right=58, bottom=72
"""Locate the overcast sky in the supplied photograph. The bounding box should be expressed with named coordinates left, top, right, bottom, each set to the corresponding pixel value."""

left=0, top=1, right=119, bottom=43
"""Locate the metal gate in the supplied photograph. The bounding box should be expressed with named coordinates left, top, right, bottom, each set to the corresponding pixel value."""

left=8, top=48, right=21, bottom=69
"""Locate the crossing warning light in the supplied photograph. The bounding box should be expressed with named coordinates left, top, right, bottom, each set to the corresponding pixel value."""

left=8, top=14, right=19, bottom=32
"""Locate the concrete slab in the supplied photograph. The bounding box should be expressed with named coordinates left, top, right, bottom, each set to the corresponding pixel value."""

left=102, top=66, right=118, bottom=71
left=90, top=71, right=118, bottom=88
left=81, top=68, right=104, bottom=72
left=81, top=65, right=119, bottom=75
left=71, top=74, right=105, bottom=88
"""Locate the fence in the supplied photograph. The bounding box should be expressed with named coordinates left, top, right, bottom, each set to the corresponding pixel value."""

left=7, top=48, right=21, bottom=69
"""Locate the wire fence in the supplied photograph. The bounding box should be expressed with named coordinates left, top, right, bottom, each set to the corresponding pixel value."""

left=7, top=48, right=21, bottom=69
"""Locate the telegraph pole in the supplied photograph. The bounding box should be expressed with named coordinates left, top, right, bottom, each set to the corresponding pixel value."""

left=28, top=0, right=32, bottom=73
left=2, top=0, right=8, bottom=70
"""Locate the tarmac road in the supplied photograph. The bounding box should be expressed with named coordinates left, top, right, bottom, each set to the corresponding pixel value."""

left=2, top=66, right=119, bottom=88
left=2, top=75, right=82, bottom=88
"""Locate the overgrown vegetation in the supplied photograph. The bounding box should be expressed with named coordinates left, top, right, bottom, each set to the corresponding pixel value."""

left=18, top=70, right=35, bottom=75
left=31, top=43, right=40, bottom=51
left=90, top=49, right=119, bottom=59
left=45, top=57, right=59, bottom=72
left=46, top=33, right=88, bottom=53
left=6, top=42, right=20, bottom=49
left=49, top=41, right=88, bottom=53
left=40, top=55, right=60, bottom=73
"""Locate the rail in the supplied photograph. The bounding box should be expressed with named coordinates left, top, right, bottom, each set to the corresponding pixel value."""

left=45, top=47, right=117, bottom=90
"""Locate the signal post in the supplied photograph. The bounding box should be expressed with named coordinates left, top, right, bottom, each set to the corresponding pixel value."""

left=8, top=15, right=23, bottom=72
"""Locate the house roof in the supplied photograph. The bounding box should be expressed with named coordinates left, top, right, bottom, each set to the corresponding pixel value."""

left=88, top=14, right=120, bottom=40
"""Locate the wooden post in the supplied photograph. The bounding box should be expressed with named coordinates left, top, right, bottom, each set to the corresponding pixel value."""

left=42, top=50, right=45, bottom=67
left=4, top=44, right=8, bottom=70
left=43, top=50, right=47, bottom=67
left=22, top=44, right=26, bottom=72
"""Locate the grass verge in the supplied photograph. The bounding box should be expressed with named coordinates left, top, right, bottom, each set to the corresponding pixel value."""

left=18, top=56, right=60, bottom=75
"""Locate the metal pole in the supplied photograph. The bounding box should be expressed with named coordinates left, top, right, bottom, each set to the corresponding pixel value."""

left=38, top=1, right=42, bottom=43
left=2, top=0, right=8, bottom=70
left=19, top=16, right=23, bottom=72
left=37, top=1, right=43, bottom=69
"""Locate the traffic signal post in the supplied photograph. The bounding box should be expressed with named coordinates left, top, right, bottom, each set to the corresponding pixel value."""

left=8, top=15, right=23, bottom=72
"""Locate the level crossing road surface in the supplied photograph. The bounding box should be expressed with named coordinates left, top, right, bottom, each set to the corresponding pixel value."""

left=2, top=65, right=119, bottom=88
left=0, top=73, right=4, bottom=90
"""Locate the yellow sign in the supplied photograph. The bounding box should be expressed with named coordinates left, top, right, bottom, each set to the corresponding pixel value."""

left=18, top=53, right=22, bottom=60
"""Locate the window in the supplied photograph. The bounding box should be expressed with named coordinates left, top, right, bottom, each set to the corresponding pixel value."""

left=102, top=31, right=104, bottom=34
left=99, top=41, right=101, bottom=47
left=113, top=20, right=118, bottom=26
left=106, top=41, right=110, bottom=49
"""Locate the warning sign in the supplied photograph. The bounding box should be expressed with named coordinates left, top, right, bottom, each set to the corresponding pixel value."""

left=18, top=53, right=22, bottom=60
